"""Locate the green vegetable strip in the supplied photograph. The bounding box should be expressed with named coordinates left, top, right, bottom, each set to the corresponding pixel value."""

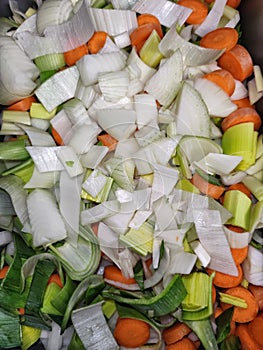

left=50, top=275, right=76, bottom=314
left=0, top=308, right=21, bottom=348
left=1, top=158, right=34, bottom=183
left=223, top=190, right=252, bottom=231
left=102, top=274, right=187, bottom=317
left=23, top=259, right=56, bottom=330
left=184, top=319, right=219, bottom=350
left=216, top=307, right=234, bottom=344
left=0, top=139, right=29, bottom=161
left=181, top=272, right=209, bottom=311
left=34, top=53, right=65, bottom=72
left=139, top=30, right=163, bottom=68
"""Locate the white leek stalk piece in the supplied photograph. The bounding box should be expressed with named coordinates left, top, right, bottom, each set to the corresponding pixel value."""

left=195, top=0, right=227, bottom=37
left=103, top=211, right=135, bottom=235
left=165, top=245, right=197, bottom=276
left=26, top=146, right=64, bottom=172
left=242, top=246, right=263, bottom=286
left=98, top=70, right=130, bottom=102
left=35, top=66, right=79, bottom=112
left=194, top=77, right=237, bottom=117
left=127, top=47, right=156, bottom=84
left=68, top=122, right=101, bottom=155
left=159, top=24, right=224, bottom=66
left=224, top=226, right=251, bottom=249
left=50, top=110, right=73, bottom=145
left=62, top=98, right=92, bottom=126
left=81, top=200, right=120, bottom=225
left=128, top=210, right=152, bottom=229
left=134, top=93, right=158, bottom=129
left=27, top=188, right=67, bottom=247
left=0, top=36, right=39, bottom=105
left=57, top=146, right=83, bottom=177
left=153, top=196, right=178, bottom=231
left=46, top=321, right=62, bottom=350
left=132, top=0, right=192, bottom=27
left=77, top=51, right=126, bottom=86
left=24, top=167, right=60, bottom=189
left=145, top=49, right=183, bottom=108
left=82, top=169, right=108, bottom=198
left=175, top=81, right=210, bottom=137
left=71, top=303, right=118, bottom=350
left=114, top=138, right=140, bottom=158
left=230, top=79, right=248, bottom=100
left=17, top=124, right=56, bottom=146
left=80, top=145, right=108, bottom=169
left=75, top=82, right=98, bottom=109
left=248, top=78, right=263, bottom=105
left=59, top=170, right=83, bottom=238
left=194, top=209, right=238, bottom=276
left=113, top=31, right=131, bottom=48
left=190, top=241, right=211, bottom=268
left=87, top=7, right=137, bottom=36
left=96, top=108, right=137, bottom=140
left=42, top=0, right=94, bottom=51
left=192, top=153, right=242, bottom=176
left=151, top=164, right=179, bottom=202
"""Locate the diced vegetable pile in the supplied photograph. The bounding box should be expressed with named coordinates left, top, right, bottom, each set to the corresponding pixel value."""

left=0, top=0, right=263, bottom=349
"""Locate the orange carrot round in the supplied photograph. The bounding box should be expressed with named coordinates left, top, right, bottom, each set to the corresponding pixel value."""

left=200, top=27, right=239, bottom=52
left=232, top=97, right=254, bottom=109
left=130, top=22, right=163, bottom=52
left=162, top=322, right=191, bottom=345
left=224, top=225, right=245, bottom=233
left=203, top=69, right=236, bottom=96
left=104, top=265, right=136, bottom=285
left=217, top=44, right=253, bottom=81
left=248, top=285, right=263, bottom=311
left=212, top=284, right=217, bottom=304
left=114, top=317, right=150, bottom=348
left=17, top=307, right=25, bottom=315
left=221, top=286, right=259, bottom=323
left=248, top=312, right=263, bottom=346
left=230, top=247, right=249, bottom=265
left=7, top=96, right=37, bottom=111
left=64, top=43, right=89, bottom=66
left=227, top=183, right=252, bottom=199
left=236, top=323, right=262, bottom=350
left=226, top=0, right=241, bottom=9
left=207, top=264, right=243, bottom=288
left=137, top=13, right=161, bottom=27
left=48, top=273, right=64, bottom=288
left=0, top=266, right=9, bottom=279
left=165, top=337, right=196, bottom=350
left=51, top=127, right=64, bottom=146
left=88, top=31, right=108, bottom=54
left=97, top=133, right=118, bottom=152
left=177, top=0, right=208, bottom=24
left=221, top=107, right=262, bottom=132
left=191, top=172, right=225, bottom=200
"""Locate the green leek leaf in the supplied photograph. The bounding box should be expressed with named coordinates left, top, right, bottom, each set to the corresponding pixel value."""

left=216, top=307, right=234, bottom=344
left=0, top=307, right=21, bottom=348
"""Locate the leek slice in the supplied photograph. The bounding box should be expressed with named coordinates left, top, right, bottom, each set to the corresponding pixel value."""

left=222, top=122, right=257, bottom=171
left=0, top=308, right=21, bottom=349
left=242, top=175, right=263, bottom=201
left=223, top=190, right=252, bottom=231
left=0, top=139, right=29, bottom=161
left=71, top=302, right=118, bottom=350
left=185, top=318, right=218, bottom=350
left=139, top=30, right=163, bottom=68
left=22, top=325, right=41, bottom=350
left=102, top=273, right=187, bottom=317
left=30, top=102, right=57, bottom=120
left=175, top=81, right=210, bottom=137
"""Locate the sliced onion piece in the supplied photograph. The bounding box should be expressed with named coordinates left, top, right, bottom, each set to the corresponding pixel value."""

left=98, top=69, right=130, bottom=102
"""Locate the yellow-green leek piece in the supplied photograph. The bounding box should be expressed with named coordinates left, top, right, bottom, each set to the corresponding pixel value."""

left=219, top=292, right=247, bottom=308
left=81, top=169, right=113, bottom=203
left=139, top=30, right=164, bottom=68
left=119, top=221, right=154, bottom=256
left=102, top=300, right=116, bottom=319
left=176, top=178, right=200, bottom=194
left=2, top=110, right=30, bottom=125
left=34, top=53, right=65, bottom=72
left=41, top=282, right=63, bottom=316
left=21, top=325, right=41, bottom=350
left=30, top=103, right=57, bottom=120
left=242, top=175, right=263, bottom=202
left=223, top=190, right=252, bottom=231
left=222, top=122, right=257, bottom=171
left=1, top=158, right=34, bottom=183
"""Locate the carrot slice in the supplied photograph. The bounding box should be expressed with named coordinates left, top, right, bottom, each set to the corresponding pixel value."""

left=104, top=265, right=136, bottom=285
left=137, top=13, right=161, bottom=26
left=203, top=69, right=236, bottom=96
left=200, top=27, right=238, bottom=52
left=130, top=22, right=163, bottom=52
left=165, top=337, right=196, bottom=350
left=217, top=44, right=253, bottom=81
left=207, top=264, right=243, bottom=288
left=221, top=107, right=262, bottom=132
left=248, top=285, right=263, bottom=311
left=230, top=246, right=249, bottom=265
left=221, top=286, right=259, bottom=323
left=64, top=43, right=89, bottom=66
left=226, top=0, right=241, bottom=9
left=48, top=273, right=64, bottom=288
left=7, top=96, right=37, bottom=111
left=51, top=127, right=64, bottom=146
left=162, top=322, right=191, bottom=345
left=114, top=317, right=150, bottom=348
left=177, top=0, right=208, bottom=24
left=248, top=313, right=263, bottom=346
left=236, top=323, right=262, bottom=350
left=0, top=266, right=9, bottom=279
left=18, top=307, right=25, bottom=315
left=191, top=172, right=225, bottom=200
left=227, top=183, right=252, bottom=199
left=232, top=97, right=254, bottom=109
left=97, top=133, right=118, bottom=152
left=88, top=31, right=108, bottom=54
left=212, top=284, right=217, bottom=304
left=224, top=225, right=245, bottom=233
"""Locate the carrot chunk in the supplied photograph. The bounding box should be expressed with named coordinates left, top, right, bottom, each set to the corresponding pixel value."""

left=130, top=22, right=163, bottom=52
left=177, top=0, right=208, bottom=25
left=88, top=31, right=108, bottom=54
left=163, top=322, right=191, bottom=345
left=248, top=285, right=263, bottom=311
left=104, top=265, right=136, bottom=285
left=200, top=27, right=239, bottom=52
left=203, top=69, right=236, bottom=96
left=64, top=43, right=89, bottom=66
left=7, top=96, right=37, bottom=111
left=0, top=266, right=9, bottom=279
left=165, top=337, right=196, bottom=350
left=236, top=323, right=262, bottom=350
left=191, top=172, right=225, bottom=200
left=221, top=107, right=262, bottom=132
left=114, top=317, right=150, bottom=348
left=217, top=44, right=253, bottom=81
left=207, top=264, right=243, bottom=289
